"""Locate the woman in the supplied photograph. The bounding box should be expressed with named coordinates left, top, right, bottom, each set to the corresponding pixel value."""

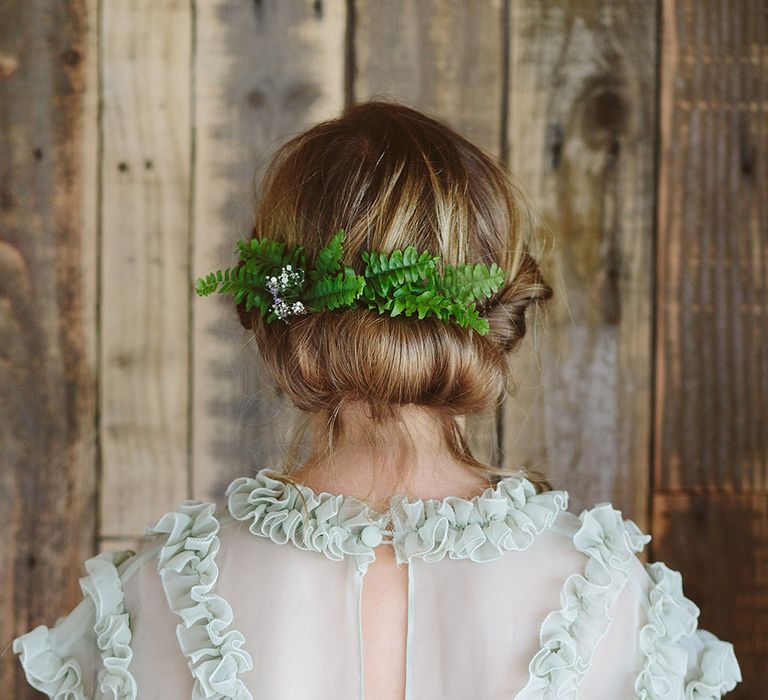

left=12, top=100, right=742, bottom=699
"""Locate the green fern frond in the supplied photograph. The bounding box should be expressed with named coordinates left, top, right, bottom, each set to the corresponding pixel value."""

left=440, top=262, right=505, bottom=303
left=194, top=266, right=273, bottom=315
left=308, top=228, right=346, bottom=280
left=195, top=270, right=226, bottom=296
left=195, top=230, right=502, bottom=336
left=361, top=246, right=439, bottom=296
left=443, top=299, right=489, bottom=334
left=304, top=266, right=366, bottom=311
left=383, top=285, right=439, bottom=317
left=237, top=238, right=305, bottom=278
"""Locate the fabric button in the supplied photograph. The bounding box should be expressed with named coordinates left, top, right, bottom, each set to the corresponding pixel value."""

left=361, top=525, right=383, bottom=547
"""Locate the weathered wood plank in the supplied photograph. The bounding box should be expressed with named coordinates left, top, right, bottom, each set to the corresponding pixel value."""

left=192, top=0, right=348, bottom=504
left=653, top=1, right=768, bottom=694
left=354, top=0, right=505, bottom=156
left=100, top=0, right=192, bottom=536
left=654, top=0, right=768, bottom=493
left=0, top=0, right=98, bottom=695
left=353, top=0, right=506, bottom=466
left=501, top=1, right=658, bottom=526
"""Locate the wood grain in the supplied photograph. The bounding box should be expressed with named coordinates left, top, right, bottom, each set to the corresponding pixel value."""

left=353, top=0, right=506, bottom=466
left=99, top=0, right=192, bottom=536
left=0, top=0, right=97, bottom=695
left=654, top=0, right=768, bottom=493
left=653, top=1, right=768, bottom=695
left=501, top=1, right=658, bottom=526
left=191, top=0, right=348, bottom=504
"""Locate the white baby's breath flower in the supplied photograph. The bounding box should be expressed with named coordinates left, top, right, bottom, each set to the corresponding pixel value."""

left=266, top=265, right=307, bottom=322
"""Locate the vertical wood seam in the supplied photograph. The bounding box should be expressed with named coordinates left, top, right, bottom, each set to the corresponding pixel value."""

left=344, top=0, right=357, bottom=107
left=496, top=0, right=511, bottom=470
left=759, top=0, right=768, bottom=493
left=94, top=0, right=105, bottom=553
left=647, top=0, right=664, bottom=556
left=499, top=0, right=510, bottom=172
left=187, top=0, right=198, bottom=500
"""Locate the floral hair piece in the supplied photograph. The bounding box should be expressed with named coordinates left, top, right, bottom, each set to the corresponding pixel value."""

left=194, top=228, right=505, bottom=335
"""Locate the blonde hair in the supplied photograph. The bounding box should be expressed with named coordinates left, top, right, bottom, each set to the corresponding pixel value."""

left=236, top=99, right=553, bottom=494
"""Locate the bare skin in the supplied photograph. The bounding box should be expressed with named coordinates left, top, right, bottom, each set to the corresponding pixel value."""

left=291, top=403, right=493, bottom=507
left=291, top=402, right=493, bottom=700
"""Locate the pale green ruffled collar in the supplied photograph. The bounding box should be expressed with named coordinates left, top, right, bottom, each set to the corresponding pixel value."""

left=226, top=468, right=569, bottom=571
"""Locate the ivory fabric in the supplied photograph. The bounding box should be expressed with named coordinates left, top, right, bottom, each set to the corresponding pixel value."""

left=12, top=467, right=743, bottom=699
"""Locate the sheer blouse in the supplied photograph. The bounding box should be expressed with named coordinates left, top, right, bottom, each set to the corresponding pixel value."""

left=12, top=468, right=742, bottom=699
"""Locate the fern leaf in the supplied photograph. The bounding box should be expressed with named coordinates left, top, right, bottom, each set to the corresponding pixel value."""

left=440, top=262, right=505, bottom=303
left=304, top=266, right=365, bottom=311
left=308, top=228, right=346, bottom=281
left=362, top=246, right=439, bottom=296
left=237, top=237, right=305, bottom=279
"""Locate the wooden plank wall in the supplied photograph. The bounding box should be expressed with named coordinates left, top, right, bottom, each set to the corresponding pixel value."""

left=1, top=1, right=765, bottom=697
left=652, top=0, right=768, bottom=694
left=0, top=0, right=99, bottom=696
left=100, top=0, right=192, bottom=539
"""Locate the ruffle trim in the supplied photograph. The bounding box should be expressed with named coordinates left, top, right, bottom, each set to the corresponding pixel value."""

left=79, top=550, right=137, bottom=699
left=12, top=548, right=136, bottom=700
left=226, top=468, right=568, bottom=571
left=515, top=503, right=652, bottom=700
left=227, top=470, right=391, bottom=574
left=389, top=474, right=569, bottom=564
left=684, top=630, right=742, bottom=698
left=146, top=501, right=253, bottom=700
left=12, top=624, right=86, bottom=700
left=635, top=562, right=742, bottom=699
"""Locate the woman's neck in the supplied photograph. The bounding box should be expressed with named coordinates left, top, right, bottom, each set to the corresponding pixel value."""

left=291, top=403, right=493, bottom=510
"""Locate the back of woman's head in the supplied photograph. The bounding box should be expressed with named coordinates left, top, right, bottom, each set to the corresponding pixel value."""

left=236, top=100, right=552, bottom=482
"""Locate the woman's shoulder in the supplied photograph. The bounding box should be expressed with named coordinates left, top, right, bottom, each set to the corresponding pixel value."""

left=523, top=496, right=743, bottom=699
left=10, top=498, right=240, bottom=699
left=11, top=547, right=140, bottom=699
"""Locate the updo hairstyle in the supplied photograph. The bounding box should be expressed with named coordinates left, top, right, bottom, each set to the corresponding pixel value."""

left=236, top=100, right=553, bottom=492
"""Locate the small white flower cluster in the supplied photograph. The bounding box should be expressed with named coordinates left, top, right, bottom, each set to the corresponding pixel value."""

left=265, top=264, right=307, bottom=321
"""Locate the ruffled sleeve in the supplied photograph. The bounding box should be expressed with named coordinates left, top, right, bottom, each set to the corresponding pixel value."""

left=514, top=503, right=742, bottom=699
left=12, top=548, right=139, bottom=700
left=143, top=501, right=253, bottom=699
left=632, top=561, right=742, bottom=699
left=563, top=507, right=743, bottom=699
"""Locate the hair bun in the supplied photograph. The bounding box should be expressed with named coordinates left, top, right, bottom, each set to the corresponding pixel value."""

left=483, top=252, right=553, bottom=354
